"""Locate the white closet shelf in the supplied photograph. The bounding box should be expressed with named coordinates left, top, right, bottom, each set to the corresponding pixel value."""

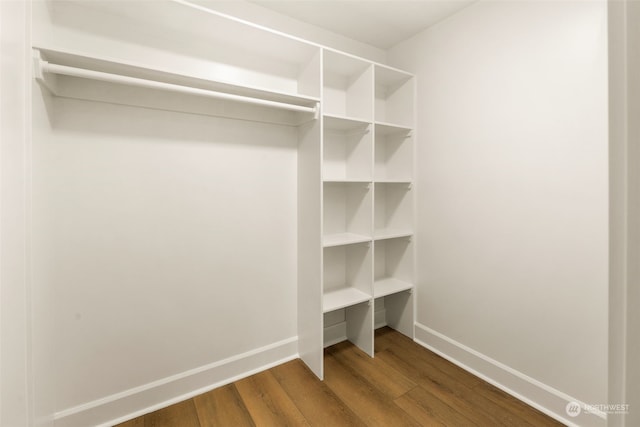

left=323, top=178, right=372, bottom=183
left=374, top=179, right=412, bottom=184
left=324, top=114, right=371, bottom=131
left=374, top=230, right=413, bottom=241
left=323, top=287, right=371, bottom=313
left=33, top=47, right=319, bottom=121
left=375, top=122, right=413, bottom=135
left=374, top=278, right=413, bottom=298
left=375, top=64, right=414, bottom=88
left=323, top=233, right=371, bottom=247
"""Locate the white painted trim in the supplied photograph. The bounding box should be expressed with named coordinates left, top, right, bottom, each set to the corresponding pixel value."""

left=414, top=323, right=606, bottom=427
left=53, top=336, right=298, bottom=427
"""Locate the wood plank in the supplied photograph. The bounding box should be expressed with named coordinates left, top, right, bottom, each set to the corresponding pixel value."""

left=377, top=347, right=538, bottom=427
left=394, top=386, right=475, bottom=426
left=326, top=341, right=416, bottom=399
left=374, top=326, right=400, bottom=353
left=323, top=350, right=421, bottom=427
left=114, top=417, right=144, bottom=427
left=193, top=383, right=255, bottom=427
left=234, top=370, right=310, bottom=427
left=376, top=327, right=483, bottom=388
left=473, top=381, right=566, bottom=427
left=271, top=359, right=366, bottom=427
left=144, top=399, right=200, bottom=427
left=416, top=375, right=524, bottom=427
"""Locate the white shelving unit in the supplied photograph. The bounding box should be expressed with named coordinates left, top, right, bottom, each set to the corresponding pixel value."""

left=318, top=50, right=415, bottom=372
left=32, top=1, right=414, bottom=383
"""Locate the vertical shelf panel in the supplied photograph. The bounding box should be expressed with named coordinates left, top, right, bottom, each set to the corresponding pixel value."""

left=298, top=118, right=323, bottom=379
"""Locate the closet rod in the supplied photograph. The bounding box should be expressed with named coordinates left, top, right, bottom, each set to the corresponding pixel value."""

left=38, top=60, right=317, bottom=114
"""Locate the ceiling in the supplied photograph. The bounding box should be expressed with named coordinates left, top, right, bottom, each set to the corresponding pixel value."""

left=248, top=0, right=476, bottom=49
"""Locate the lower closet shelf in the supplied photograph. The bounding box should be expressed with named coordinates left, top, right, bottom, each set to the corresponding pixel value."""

left=374, top=277, right=413, bottom=298
left=323, top=232, right=371, bottom=247
left=323, top=287, right=371, bottom=313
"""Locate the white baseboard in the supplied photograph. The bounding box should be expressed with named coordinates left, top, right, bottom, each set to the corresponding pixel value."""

left=374, top=308, right=387, bottom=329
left=414, top=323, right=606, bottom=427
left=324, top=321, right=347, bottom=348
left=53, top=336, right=299, bottom=427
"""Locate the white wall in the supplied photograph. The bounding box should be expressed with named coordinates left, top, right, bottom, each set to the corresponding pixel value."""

left=33, top=95, right=300, bottom=423
left=388, top=1, right=608, bottom=425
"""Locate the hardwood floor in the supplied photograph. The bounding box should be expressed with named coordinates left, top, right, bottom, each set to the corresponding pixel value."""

left=116, top=328, right=565, bottom=426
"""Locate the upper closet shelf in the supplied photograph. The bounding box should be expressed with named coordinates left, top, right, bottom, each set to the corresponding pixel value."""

left=33, top=47, right=319, bottom=126
left=324, top=114, right=371, bottom=131
left=375, top=122, right=413, bottom=135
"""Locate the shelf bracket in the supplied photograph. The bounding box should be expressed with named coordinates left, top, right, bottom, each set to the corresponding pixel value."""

left=33, top=50, right=59, bottom=95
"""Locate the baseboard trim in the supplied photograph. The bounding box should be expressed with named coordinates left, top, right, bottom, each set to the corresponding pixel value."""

left=324, top=321, right=347, bottom=348
left=374, top=308, right=387, bottom=329
left=53, top=336, right=299, bottom=427
left=323, top=313, right=388, bottom=348
left=414, top=323, right=606, bottom=427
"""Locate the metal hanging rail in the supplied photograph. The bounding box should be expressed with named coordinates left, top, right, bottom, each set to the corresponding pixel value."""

left=35, top=57, right=318, bottom=115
